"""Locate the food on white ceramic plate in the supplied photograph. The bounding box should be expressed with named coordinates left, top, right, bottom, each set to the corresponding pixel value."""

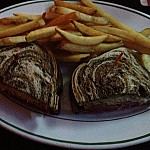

left=141, top=54, right=150, bottom=72
left=0, top=42, right=62, bottom=114
left=0, top=0, right=149, bottom=115
left=0, top=0, right=150, bottom=61
left=71, top=47, right=150, bottom=113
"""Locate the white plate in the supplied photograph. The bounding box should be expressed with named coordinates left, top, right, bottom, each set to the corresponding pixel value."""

left=0, top=0, right=150, bottom=149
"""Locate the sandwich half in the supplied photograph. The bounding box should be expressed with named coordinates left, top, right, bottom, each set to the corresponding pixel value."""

left=71, top=47, right=150, bottom=113
left=0, top=42, right=62, bottom=114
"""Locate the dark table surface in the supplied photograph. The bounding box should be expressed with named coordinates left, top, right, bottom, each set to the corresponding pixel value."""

left=0, top=0, right=150, bottom=150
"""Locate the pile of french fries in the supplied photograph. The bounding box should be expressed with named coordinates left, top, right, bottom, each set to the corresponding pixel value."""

left=0, top=0, right=150, bottom=62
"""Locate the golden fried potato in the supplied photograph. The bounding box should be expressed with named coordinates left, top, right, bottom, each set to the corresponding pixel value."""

left=0, top=36, right=26, bottom=46
left=54, top=53, right=90, bottom=62
left=54, top=0, right=97, bottom=15
left=60, top=40, right=123, bottom=54
left=71, top=20, right=121, bottom=42
left=93, top=26, right=150, bottom=54
left=26, top=26, right=56, bottom=42
left=0, top=16, right=28, bottom=25
left=45, top=12, right=78, bottom=26
left=80, top=0, right=136, bottom=32
left=140, top=28, right=150, bottom=38
left=50, top=6, right=109, bottom=25
left=13, top=13, right=42, bottom=20
left=0, top=19, right=45, bottom=38
left=56, top=27, right=108, bottom=45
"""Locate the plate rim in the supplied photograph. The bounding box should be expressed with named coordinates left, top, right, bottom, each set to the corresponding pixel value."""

left=1, top=117, right=150, bottom=149
left=0, top=0, right=150, bottom=149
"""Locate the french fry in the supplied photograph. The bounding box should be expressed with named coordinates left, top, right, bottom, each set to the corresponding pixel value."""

left=95, top=42, right=123, bottom=55
left=0, top=36, right=26, bottom=46
left=42, top=12, right=61, bottom=20
left=60, top=40, right=123, bottom=54
left=49, top=30, right=82, bottom=42
left=13, top=13, right=42, bottom=20
left=140, top=54, right=150, bottom=72
left=50, top=6, right=109, bottom=25
left=54, top=0, right=97, bottom=15
left=74, top=11, right=109, bottom=25
left=71, top=20, right=121, bottom=42
left=0, top=19, right=45, bottom=38
left=26, top=26, right=56, bottom=42
left=123, top=39, right=150, bottom=54
left=0, top=24, right=16, bottom=31
left=92, top=26, right=150, bottom=54
left=58, top=23, right=76, bottom=30
left=81, top=0, right=150, bottom=54
left=80, top=0, right=136, bottom=32
left=71, top=20, right=103, bottom=36
left=140, top=28, right=150, bottom=38
left=0, top=16, right=28, bottom=25
left=45, top=12, right=78, bottom=26
left=0, top=0, right=149, bottom=60
left=36, top=18, right=45, bottom=27
left=50, top=5, right=76, bottom=14
left=92, top=26, right=133, bottom=39
left=140, top=29, right=150, bottom=72
left=56, top=27, right=108, bottom=45
left=83, top=22, right=111, bottom=27
left=48, top=33, right=63, bottom=42
left=54, top=53, right=90, bottom=62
